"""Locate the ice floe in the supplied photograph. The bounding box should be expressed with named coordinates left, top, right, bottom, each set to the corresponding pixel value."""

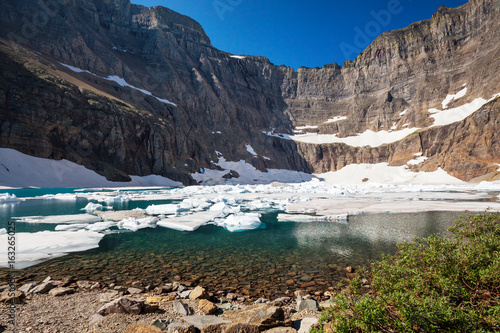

left=0, top=230, right=104, bottom=269
left=83, top=202, right=103, bottom=213
left=14, top=214, right=102, bottom=224
left=216, top=213, right=262, bottom=232
left=157, top=211, right=220, bottom=232
left=117, top=217, right=158, bottom=232
left=55, top=223, right=90, bottom=231
left=0, top=193, right=21, bottom=203
left=0, top=148, right=182, bottom=188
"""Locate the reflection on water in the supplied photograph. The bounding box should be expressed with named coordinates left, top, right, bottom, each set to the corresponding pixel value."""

left=1, top=210, right=465, bottom=298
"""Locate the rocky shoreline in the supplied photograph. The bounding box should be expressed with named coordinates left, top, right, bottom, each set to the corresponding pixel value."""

left=0, top=273, right=364, bottom=333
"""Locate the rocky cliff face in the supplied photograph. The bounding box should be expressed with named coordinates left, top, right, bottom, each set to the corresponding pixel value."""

left=0, top=0, right=499, bottom=184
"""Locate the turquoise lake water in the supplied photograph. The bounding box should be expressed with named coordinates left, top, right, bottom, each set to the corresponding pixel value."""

left=0, top=187, right=468, bottom=298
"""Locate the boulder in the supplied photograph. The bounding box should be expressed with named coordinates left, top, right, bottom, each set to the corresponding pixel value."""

left=0, top=290, right=25, bottom=304
left=124, top=323, right=164, bottom=333
left=294, top=318, right=318, bottom=333
left=173, top=300, right=193, bottom=316
left=223, top=304, right=285, bottom=329
left=97, top=297, right=144, bottom=316
left=293, top=290, right=309, bottom=298
left=76, top=280, right=92, bottom=289
left=18, top=282, right=38, bottom=293
left=189, top=286, right=208, bottom=300
left=127, top=287, right=144, bottom=295
left=167, top=321, right=198, bottom=333
left=264, top=328, right=297, bottom=333
left=49, top=287, right=75, bottom=297
left=31, top=282, right=54, bottom=294
left=297, top=299, right=318, bottom=312
left=198, top=299, right=218, bottom=314
left=181, top=315, right=231, bottom=331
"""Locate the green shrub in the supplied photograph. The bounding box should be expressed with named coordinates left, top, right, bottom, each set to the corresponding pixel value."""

left=316, top=212, right=500, bottom=333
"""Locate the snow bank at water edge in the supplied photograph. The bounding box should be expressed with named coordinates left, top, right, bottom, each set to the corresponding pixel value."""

left=0, top=148, right=182, bottom=188
left=0, top=230, right=104, bottom=269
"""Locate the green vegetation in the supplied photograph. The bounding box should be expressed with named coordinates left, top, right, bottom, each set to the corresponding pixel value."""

left=314, top=212, right=500, bottom=333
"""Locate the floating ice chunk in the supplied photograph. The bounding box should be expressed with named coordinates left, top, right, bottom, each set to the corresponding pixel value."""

left=117, top=217, right=158, bottom=232
left=324, top=116, right=347, bottom=124
left=158, top=211, right=220, bottom=232
left=146, top=204, right=187, bottom=215
left=277, top=213, right=348, bottom=223
left=14, top=214, right=102, bottom=224
left=36, top=193, right=78, bottom=201
left=55, top=224, right=90, bottom=231
left=209, top=202, right=241, bottom=215
left=0, top=193, right=20, bottom=203
left=0, top=230, right=104, bottom=269
left=179, top=198, right=212, bottom=211
left=246, top=145, right=258, bottom=157
left=246, top=200, right=273, bottom=210
left=86, top=221, right=117, bottom=232
left=83, top=202, right=103, bottom=213
left=442, top=87, right=467, bottom=109
left=0, top=228, right=6, bottom=235
left=218, top=213, right=262, bottom=232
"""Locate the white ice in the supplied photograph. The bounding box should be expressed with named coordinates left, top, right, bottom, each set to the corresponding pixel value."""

left=295, top=125, right=319, bottom=130
left=0, top=193, right=21, bottom=203
left=83, top=202, right=103, bottom=213
left=442, top=87, right=467, bottom=109
left=0, top=148, right=182, bottom=188
left=210, top=201, right=241, bottom=214
left=14, top=214, right=102, bottom=224
left=146, top=204, right=187, bottom=215
left=60, top=62, right=177, bottom=106
left=216, top=213, right=262, bottom=232
left=0, top=230, right=104, bottom=269
left=86, top=221, right=117, bottom=232
left=117, top=217, right=158, bottom=232
left=55, top=223, right=90, bottom=231
left=289, top=128, right=419, bottom=147
left=157, top=211, right=220, bottom=232
left=324, top=116, right=347, bottom=124
left=0, top=228, right=6, bottom=235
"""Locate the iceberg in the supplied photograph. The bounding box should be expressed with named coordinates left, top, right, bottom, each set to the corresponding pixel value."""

left=83, top=202, right=103, bottom=213
left=117, top=217, right=158, bottom=232
left=14, top=214, right=102, bottom=224
left=0, top=193, right=21, bottom=203
left=158, top=211, right=220, bottom=232
left=217, top=213, right=262, bottom=232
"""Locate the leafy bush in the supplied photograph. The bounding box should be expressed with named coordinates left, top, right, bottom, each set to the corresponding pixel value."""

left=316, top=212, right=500, bottom=333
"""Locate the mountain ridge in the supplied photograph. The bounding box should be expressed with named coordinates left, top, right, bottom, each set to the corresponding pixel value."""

left=0, top=0, right=499, bottom=185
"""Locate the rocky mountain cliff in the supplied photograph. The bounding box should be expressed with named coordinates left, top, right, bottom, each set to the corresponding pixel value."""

left=0, top=0, right=499, bottom=185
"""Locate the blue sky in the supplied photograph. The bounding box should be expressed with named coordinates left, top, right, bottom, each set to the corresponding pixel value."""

left=131, top=0, right=468, bottom=69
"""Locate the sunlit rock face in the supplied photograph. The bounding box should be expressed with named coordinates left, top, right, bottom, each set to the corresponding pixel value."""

left=0, top=0, right=499, bottom=184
